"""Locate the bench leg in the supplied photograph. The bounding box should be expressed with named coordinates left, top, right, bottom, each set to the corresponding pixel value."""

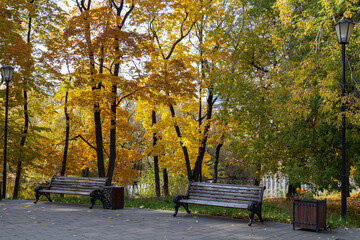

left=90, top=197, right=96, bottom=209
left=183, top=203, right=191, bottom=214
left=173, top=203, right=180, bottom=217
left=90, top=189, right=103, bottom=209
left=44, top=193, right=52, bottom=202
left=173, top=203, right=191, bottom=217
left=248, top=210, right=255, bottom=226
left=257, top=210, right=264, bottom=222
left=34, top=192, right=40, bottom=204
left=34, top=186, right=52, bottom=204
left=34, top=192, right=52, bottom=204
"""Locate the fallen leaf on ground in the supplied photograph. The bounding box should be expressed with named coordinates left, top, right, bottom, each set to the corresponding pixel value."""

left=28, top=217, right=36, bottom=219
left=139, top=205, right=144, bottom=209
left=108, top=217, right=114, bottom=219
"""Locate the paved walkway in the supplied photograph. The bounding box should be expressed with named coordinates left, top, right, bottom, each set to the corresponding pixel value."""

left=0, top=199, right=359, bottom=240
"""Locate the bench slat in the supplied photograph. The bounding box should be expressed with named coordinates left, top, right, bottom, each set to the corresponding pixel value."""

left=179, top=199, right=249, bottom=209
left=52, top=179, right=107, bottom=185
left=191, top=182, right=262, bottom=191
left=190, top=186, right=261, bottom=194
left=188, top=193, right=260, bottom=202
left=188, top=195, right=257, bottom=202
left=38, top=189, right=90, bottom=195
left=49, top=186, right=100, bottom=192
left=51, top=183, right=104, bottom=188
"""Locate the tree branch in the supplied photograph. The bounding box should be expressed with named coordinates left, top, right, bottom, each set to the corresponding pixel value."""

left=70, top=134, right=96, bottom=150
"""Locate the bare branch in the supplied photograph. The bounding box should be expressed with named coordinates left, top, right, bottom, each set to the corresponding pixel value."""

left=70, top=134, right=96, bottom=150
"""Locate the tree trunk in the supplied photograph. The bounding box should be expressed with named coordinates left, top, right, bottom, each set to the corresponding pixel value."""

left=192, top=89, right=214, bottom=181
left=192, top=11, right=214, bottom=182
left=107, top=44, right=117, bottom=183
left=152, top=110, right=161, bottom=197
left=60, top=91, right=70, bottom=176
left=169, top=104, right=192, bottom=181
left=107, top=85, right=117, bottom=182
left=77, top=2, right=105, bottom=177
left=213, top=141, right=223, bottom=183
left=13, top=161, right=22, bottom=199
left=286, top=183, right=299, bottom=200
left=82, top=167, right=90, bottom=177
left=106, top=0, right=135, bottom=183
left=13, top=4, right=33, bottom=197
left=107, top=4, right=119, bottom=183
left=163, top=168, right=169, bottom=197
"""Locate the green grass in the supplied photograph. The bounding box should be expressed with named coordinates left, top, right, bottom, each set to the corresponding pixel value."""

left=26, top=194, right=360, bottom=229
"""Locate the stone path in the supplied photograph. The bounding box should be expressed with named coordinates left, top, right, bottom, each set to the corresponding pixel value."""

left=0, top=200, right=359, bottom=240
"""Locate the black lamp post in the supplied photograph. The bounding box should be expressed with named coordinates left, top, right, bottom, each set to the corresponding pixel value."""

left=334, top=19, right=355, bottom=219
left=1, top=64, right=14, bottom=199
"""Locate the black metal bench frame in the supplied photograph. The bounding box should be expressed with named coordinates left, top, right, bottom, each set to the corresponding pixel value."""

left=34, top=175, right=111, bottom=209
left=173, top=182, right=266, bottom=226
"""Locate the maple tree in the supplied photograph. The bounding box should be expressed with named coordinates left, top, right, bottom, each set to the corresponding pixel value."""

left=40, top=0, right=151, bottom=185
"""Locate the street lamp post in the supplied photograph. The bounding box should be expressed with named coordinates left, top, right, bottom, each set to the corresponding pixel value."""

left=334, top=19, right=355, bottom=219
left=1, top=65, right=14, bottom=199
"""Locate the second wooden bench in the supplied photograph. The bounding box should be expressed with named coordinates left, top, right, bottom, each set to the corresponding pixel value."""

left=173, top=182, right=266, bottom=226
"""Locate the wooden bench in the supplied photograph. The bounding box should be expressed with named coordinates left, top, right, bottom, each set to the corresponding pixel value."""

left=34, top=175, right=110, bottom=209
left=173, top=182, right=266, bottom=226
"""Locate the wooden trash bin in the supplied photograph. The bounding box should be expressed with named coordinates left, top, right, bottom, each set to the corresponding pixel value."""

left=103, top=186, right=124, bottom=209
left=293, top=199, right=326, bottom=232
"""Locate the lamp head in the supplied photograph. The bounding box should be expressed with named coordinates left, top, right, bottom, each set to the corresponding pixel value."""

left=335, top=19, right=355, bottom=44
left=1, top=65, right=14, bottom=82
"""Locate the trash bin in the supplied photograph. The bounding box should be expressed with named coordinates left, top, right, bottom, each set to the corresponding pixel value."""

left=103, top=186, right=124, bottom=209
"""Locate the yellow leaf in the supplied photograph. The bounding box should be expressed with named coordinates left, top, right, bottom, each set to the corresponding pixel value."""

left=108, top=217, right=114, bottom=219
